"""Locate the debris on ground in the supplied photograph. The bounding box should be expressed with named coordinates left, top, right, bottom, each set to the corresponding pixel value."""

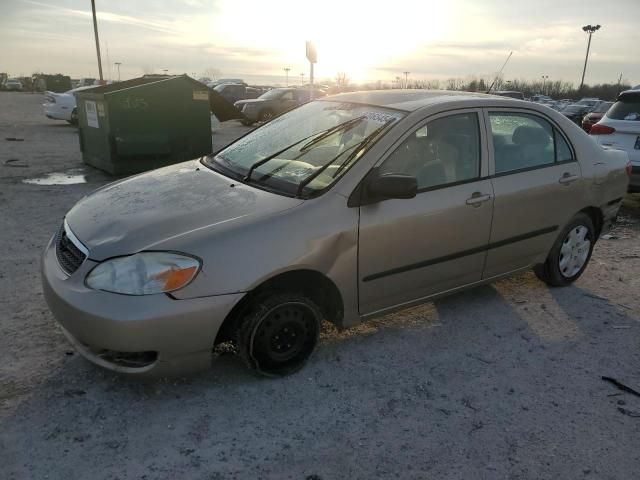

left=4, top=158, right=28, bottom=167
left=602, top=376, right=640, bottom=398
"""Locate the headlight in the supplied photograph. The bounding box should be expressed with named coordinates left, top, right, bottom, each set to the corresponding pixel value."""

left=86, top=252, right=201, bottom=295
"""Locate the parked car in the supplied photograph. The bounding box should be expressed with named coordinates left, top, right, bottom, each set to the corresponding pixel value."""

left=213, top=83, right=261, bottom=105
left=575, top=98, right=603, bottom=110
left=590, top=89, right=640, bottom=191
left=43, top=86, right=96, bottom=124
left=581, top=101, right=613, bottom=133
left=562, top=104, right=591, bottom=124
left=494, top=91, right=525, bottom=100
left=234, top=87, right=325, bottom=125
left=530, top=94, right=552, bottom=103
left=4, top=78, right=23, bottom=91
left=42, top=90, right=630, bottom=377
left=207, top=78, right=245, bottom=88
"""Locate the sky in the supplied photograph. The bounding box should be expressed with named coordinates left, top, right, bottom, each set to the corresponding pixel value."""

left=1, top=0, right=638, bottom=87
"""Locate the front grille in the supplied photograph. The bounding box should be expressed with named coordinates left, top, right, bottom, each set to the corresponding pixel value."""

left=55, top=224, right=86, bottom=275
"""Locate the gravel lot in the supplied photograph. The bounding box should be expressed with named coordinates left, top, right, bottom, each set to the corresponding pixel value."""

left=1, top=92, right=639, bottom=479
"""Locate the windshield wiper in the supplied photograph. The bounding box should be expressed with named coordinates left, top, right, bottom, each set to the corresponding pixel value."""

left=295, top=118, right=397, bottom=198
left=243, top=116, right=366, bottom=183
left=298, top=115, right=366, bottom=152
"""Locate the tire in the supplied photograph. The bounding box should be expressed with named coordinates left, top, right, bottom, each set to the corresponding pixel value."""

left=236, top=293, right=321, bottom=377
left=534, top=213, right=595, bottom=287
left=69, top=108, right=78, bottom=126
left=258, top=109, right=274, bottom=122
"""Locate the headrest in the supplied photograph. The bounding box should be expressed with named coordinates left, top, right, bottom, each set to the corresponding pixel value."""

left=512, top=126, right=550, bottom=146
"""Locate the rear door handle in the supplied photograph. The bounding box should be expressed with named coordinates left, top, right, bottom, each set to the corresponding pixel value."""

left=559, top=173, right=579, bottom=185
left=466, top=193, right=492, bottom=206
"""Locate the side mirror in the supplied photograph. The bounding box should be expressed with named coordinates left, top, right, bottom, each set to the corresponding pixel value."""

left=367, top=172, right=417, bottom=200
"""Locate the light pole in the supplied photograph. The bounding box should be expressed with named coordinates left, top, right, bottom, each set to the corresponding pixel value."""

left=579, top=24, right=601, bottom=92
left=283, top=67, right=290, bottom=86
left=541, top=75, right=548, bottom=95
left=300, top=72, right=305, bottom=85
left=114, top=62, right=121, bottom=82
left=90, top=0, right=103, bottom=82
left=403, top=71, right=410, bottom=89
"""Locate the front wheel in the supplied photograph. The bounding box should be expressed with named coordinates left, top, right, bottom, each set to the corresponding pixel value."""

left=258, top=109, right=274, bottom=122
left=534, top=213, right=595, bottom=287
left=69, top=108, right=78, bottom=126
left=236, top=293, right=321, bottom=377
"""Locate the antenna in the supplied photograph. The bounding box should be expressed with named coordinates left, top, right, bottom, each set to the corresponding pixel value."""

left=487, top=51, right=513, bottom=94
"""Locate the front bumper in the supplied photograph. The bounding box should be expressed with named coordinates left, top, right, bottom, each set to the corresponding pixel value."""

left=41, top=234, right=243, bottom=376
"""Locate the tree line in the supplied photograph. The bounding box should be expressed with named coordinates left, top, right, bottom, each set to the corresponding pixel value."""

left=345, top=75, right=632, bottom=101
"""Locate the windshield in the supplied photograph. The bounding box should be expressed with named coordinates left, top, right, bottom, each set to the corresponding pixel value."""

left=608, top=95, right=640, bottom=121
left=595, top=102, right=612, bottom=113
left=259, top=89, right=287, bottom=100
left=565, top=105, right=584, bottom=112
left=204, top=101, right=404, bottom=198
left=577, top=100, right=598, bottom=107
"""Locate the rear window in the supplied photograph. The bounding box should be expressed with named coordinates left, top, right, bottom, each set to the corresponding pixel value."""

left=608, top=94, right=640, bottom=121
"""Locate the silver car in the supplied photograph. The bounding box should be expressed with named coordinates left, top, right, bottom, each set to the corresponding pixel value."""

left=42, top=90, right=630, bottom=377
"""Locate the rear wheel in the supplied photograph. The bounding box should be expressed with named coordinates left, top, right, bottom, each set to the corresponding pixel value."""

left=236, top=293, right=321, bottom=377
left=534, top=213, right=595, bottom=286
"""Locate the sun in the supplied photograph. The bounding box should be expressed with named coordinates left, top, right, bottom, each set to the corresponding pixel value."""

left=212, top=0, right=453, bottom=82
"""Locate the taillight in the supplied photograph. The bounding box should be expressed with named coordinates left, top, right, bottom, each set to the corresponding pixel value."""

left=626, top=162, right=633, bottom=177
left=589, top=124, right=615, bottom=135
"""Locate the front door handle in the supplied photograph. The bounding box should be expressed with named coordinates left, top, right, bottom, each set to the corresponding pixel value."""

left=466, top=193, right=492, bottom=206
left=559, top=173, right=579, bottom=185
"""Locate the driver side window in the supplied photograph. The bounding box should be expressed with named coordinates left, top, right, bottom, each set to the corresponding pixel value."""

left=380, top=113, right=481, bottom=190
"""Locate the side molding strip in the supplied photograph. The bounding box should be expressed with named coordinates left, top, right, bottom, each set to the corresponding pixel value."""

left=362, top=225, right=558, bottom=282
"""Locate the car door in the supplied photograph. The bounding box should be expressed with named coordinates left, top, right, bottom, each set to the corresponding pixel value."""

left=483, top=109, right=584, bottom=278
left=358, top=110, right=494, bottom=315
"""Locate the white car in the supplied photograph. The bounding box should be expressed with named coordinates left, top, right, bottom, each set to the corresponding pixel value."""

left=4, top=79, right=23, bottom=91
left=43, top=86, right=95, bottom=124
left=590, top=89, right=640, bottom=192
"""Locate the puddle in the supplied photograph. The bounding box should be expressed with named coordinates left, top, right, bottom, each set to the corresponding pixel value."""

left=23, top=170, right=87, bottom=185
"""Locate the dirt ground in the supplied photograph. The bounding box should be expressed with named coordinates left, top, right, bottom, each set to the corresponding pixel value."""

left=1, top=92, right=639, bottom=480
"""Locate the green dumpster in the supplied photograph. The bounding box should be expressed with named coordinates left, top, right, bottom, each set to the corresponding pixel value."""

left=76, top=75, right=212, bottom=175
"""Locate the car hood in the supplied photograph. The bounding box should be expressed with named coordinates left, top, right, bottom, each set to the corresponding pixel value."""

left=66, top=160, right=303, bottom=260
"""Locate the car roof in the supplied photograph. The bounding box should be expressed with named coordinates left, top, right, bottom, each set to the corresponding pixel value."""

left=322, top=89, right=518, bottom=112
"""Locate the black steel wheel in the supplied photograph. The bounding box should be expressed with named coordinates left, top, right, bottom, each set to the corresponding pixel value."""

left=237, top=293, right=321, bottom=377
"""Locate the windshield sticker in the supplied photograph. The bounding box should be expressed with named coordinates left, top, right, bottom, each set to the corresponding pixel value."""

left=360, top=111, right=403, bottom=124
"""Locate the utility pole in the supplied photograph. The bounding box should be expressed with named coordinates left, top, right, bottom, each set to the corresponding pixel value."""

left=403, top=71, right=410, bottom=89
left=283, top=67, right=290, bottom=86
left=114, top=62, right=121, bottom=82
left=90, top=0, right=103, bottom=82
left=579, top=24, right=601, bottom=92
left=300, top=72, right=305, bottom=85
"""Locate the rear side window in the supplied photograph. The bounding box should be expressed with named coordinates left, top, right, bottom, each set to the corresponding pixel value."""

left=555, top=131, right=573, bottom=162
left=607, top=95, right=640, bottom=121
left=489, top=113, right=572, bottom=174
